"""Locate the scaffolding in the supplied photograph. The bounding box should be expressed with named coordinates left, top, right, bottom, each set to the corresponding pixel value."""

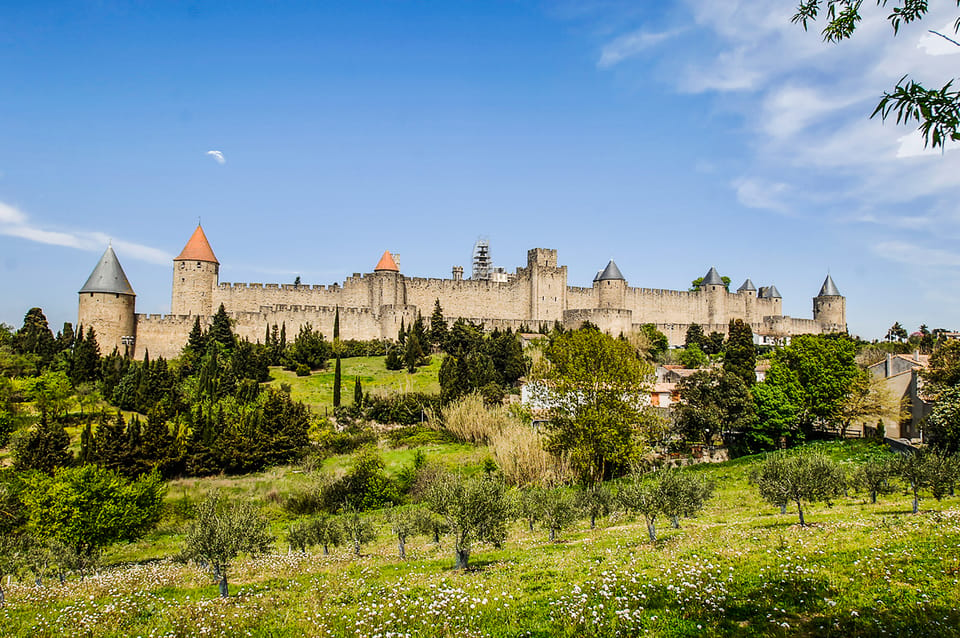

left=472, top=238, right=492, bottom=280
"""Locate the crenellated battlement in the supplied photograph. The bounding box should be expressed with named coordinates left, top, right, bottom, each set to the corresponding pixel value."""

left=82, top=225, right=846, bottom=360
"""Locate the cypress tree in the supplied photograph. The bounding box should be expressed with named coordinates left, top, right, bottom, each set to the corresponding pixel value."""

left=187, top=316, right=206, bottom=353
left=354, top=377, right=363, bottom=406
left=723, top=319, right=757, bottom=386
left=333, top=357, right=342, bottom=407
left=208, top=304, right=235, bottom=350
left=333, top=307, right=342, bottom=408
left=398, top=318, right=406, bottom=345
left=430, top=299, right=447, bottom=348
left=404, top=334, right=424, bottom=373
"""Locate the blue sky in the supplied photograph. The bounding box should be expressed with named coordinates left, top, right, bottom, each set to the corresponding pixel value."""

left=2, top=1, right=959, bottom=339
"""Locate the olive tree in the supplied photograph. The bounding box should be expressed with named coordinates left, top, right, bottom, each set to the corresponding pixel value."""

left=426, top=472, right=511, bottom=569
left=181, top=494, right=273, bottom=598
left=656, top=468, right=715, bottom=529
left=617, top=476, right=661, bottom=542
left=575, top=482, right=613, bottom=529
left=854, top=456, right=897, bottom=504
left=752, top=450, right=843, bottom=526
left=388, top=506, right=419, bottom=558
left=340, top=507, right=376, bottom=555
left=287, top=515, right=342, bottom=555
left=535, top=488, right=577, bottom=542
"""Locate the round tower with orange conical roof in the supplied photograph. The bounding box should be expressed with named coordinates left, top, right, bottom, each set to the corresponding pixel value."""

left=172, top=224, right=220, bottom=316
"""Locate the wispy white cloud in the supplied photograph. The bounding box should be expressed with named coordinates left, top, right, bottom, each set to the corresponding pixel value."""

left=206, top=150, right=226, bottom=165
left=598, top=28, right=680, bottom=68
left=0, top=201, right=171, bottom=265
left=873, top=240, right=960, bottom=268
left=732, top=177, right=792, bottom=214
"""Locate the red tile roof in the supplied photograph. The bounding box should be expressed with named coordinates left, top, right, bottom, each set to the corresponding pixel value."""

left=175, top=225, right=219, bottom=263
left=374, top=250, right=399, bottom=272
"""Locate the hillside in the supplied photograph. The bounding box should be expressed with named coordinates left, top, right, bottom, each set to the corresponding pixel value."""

left=3, top=440, right=959, bottom=637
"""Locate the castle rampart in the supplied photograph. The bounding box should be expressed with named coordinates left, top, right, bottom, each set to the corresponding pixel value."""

left=81, top=226, right=847, bottom=359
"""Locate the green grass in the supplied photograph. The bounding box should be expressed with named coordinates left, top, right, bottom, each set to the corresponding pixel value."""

left=5, top=439, right=960, bottom=637
left=267, top=355, right=442, bottom=411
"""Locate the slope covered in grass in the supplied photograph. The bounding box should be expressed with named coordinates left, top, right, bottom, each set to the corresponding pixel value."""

left=4, top=441, right=959, bottom=637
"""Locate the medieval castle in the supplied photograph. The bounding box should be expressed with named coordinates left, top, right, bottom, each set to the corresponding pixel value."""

left=78, top=225, right=847, bottom=360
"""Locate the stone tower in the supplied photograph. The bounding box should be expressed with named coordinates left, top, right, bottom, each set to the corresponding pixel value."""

left=172, top=224, right=219, bottom=316
left=813, top=274, right=846, bottom=332
left=701, top=266, right=727, bottom=326
left=596, top=260, right=626, bottom=309
left=78, top=245, right=137, bottom=356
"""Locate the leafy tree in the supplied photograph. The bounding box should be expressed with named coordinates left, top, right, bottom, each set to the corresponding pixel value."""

left=760, top=334, right=860, bottom=434
left=690, top=276, right=731, bottom=292
left=287, top=515, right=342, bottom=555
left=540, top=328, right=659, bottom=484
left=385, top=345, right=404, bottom=371
left=426, top=472, right=511, bottom=569
left=575, top=482, right=614, bottom=529
left=13, top=420, right=73, bottom=473
left=18, top=370, right=73, bottom=423
left=22, top=465, right=165, bottom=558
left=684, top=323, right=705, bottom=349
left=655, top=469, right=715, bottom=528
left=676, top=370, right=756, bottom=446
left=678, top=343, right=709, bottom=369
left=639, top=324, right=669, bottom=360
left=793, top=0, right=960, bottom=148
left=855, top=455, right=898, bottom=504
left=837, top=372, right=899, bottom=438
left=923, top=340, right=960, bottom=391
left=70, top=327, right=101, bottom=385
left=340, top=507, right=376, bottom=555
left=185, top=316, right=207, bottom=354
left=701, top=331, right=725, bottom=356
left=752, top=450, right=842, bottom=526
left=535, top=488, right=577, bottom=542
left=893, top=449, right=958, bottom=513
left=388, top=506, right=419, bottom=558
left=723, top=319, right=756, bottom=386
left=324, top=446, right=399, bottom=511
left=181, top=494, right=273, bottom=598
left=886, top=322, right=909, bottom=343
left=616, top=475, right=661, bottom=542
left=333, top=356, right=342, bottom=407
left=287, top=322, right=330, bottom=370
left=924, top=386, right=960, bottom=453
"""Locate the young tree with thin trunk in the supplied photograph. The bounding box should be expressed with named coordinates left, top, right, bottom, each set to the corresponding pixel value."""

left=535, top=488, right=577, bottom=542
left=340, top=507, right=376, bottom=555
left=181, top=494, right=273, bottom=598
left=426, top=472, right=511, bottom=569
left=388, top=507, right=419, bottom=558
left=576, top=482, right=613, bottom=529
left=752, top=450, right=842, bottom=526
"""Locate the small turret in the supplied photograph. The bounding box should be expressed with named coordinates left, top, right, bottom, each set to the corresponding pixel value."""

left=78, top=245, right=137, bottom=355
left=172, top=224, right=219, bottom=316
left=813, top=274, right=846, bottom=332
left=737, top=278, right=757, bottom=296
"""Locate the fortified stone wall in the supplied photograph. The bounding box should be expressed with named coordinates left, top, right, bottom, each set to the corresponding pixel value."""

left=104, top=228, right=847, bottom=361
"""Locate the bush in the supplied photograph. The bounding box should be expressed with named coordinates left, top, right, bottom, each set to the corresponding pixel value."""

left=365, top=393, right=440, bottom=426
left=324, top=446, right=400, bottom=511
left=315, top=427, right=377, bottom=455
left=295, top=364, right=311, bottom=377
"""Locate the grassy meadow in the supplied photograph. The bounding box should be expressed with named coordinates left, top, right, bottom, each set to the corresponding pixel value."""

left=267, top=356, right=442, bottom=412
left=3, top=440, right=959, bottom=637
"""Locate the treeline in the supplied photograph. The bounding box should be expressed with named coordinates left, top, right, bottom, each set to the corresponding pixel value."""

left=5, top=305, right=310, bottom=479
